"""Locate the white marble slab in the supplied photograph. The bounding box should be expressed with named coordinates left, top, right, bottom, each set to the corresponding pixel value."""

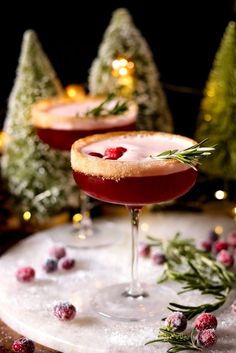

left=0, top=212, right=236, bottom=353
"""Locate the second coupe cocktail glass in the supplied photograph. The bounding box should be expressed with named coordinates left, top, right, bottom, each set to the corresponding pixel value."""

left=32, top=95, right=137, bottom=247
left=71, top=131, right=198, bottom=321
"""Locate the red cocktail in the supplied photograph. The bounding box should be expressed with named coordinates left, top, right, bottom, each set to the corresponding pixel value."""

left=71, top=131, right=198, bottom=321
left=31, top=96, right=137, bottom=248
left=32, top=96, right=137, bottom=151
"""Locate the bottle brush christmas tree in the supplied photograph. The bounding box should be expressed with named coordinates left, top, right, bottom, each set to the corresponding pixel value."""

left=195, top=21, right=236, bottom=181
left=1, top=30, right=77, bottom=223
left=88, top=8, right=173, bottom=131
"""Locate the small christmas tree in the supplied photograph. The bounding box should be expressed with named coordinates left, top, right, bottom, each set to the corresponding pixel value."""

left=1, top=30, right=77, bottom=222
left=195, top=21, right=236, bottom=181
left=88, top=8, right=173, bottom=131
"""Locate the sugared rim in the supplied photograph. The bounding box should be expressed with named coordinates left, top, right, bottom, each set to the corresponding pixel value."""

left=31, top=96, right=137, bottom=130
left=71, top=131, right=197, bottom=180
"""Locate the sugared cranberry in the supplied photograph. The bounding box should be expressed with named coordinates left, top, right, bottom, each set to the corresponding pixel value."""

left=16, top=267, right=35, bottom=283
left=12, top=337, right=35, bottom=353
left=152, top=252, right=166, bottom=265
left=216, top=249, right=234, bottom=267
left=104, top=146, right=127, bottom=160
left=200, top=240, right=212, bottom=252
left=231, top=300, right=236, bottom=314
left=208, top=230, right=219, bottom=242
left=43, top=259, right=58, bottom=273
left=58, top=257, right=75, bottom=270
left=227, top=231, right=236, bottom=247
left=196, top=329, right=217, bottom=348
left=138, top=242, right=151, bottom=257
left=165, top=312, right=187, bottom=332
left=48, top=245, right=66, bottom=259
left=88, top=152, right=103, bottom=158
left=194, top=313, right=217, bottom=331
left=53, top=302, right=76, bottom=321
left=214, top=240, right=228, bottom=253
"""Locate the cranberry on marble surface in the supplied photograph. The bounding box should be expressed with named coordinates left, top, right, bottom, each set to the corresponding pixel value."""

left=16, top=267, right=35, bottom=283
left=53, top=302, right=76, bottom=321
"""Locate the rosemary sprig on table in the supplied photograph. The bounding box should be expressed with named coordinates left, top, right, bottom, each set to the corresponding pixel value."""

left=150, top=139, right=216, bottom=170
left=147, top=233, right=236, bottom=320
left=85, top=93, right=128, bottom=117
left=146, top=328, right=201, bottom=353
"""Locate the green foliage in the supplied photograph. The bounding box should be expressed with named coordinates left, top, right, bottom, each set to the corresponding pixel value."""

left=195, top=21, right=236, bottom=180
left=1, top=30, right=78, bottom=222
left=88, top=8, right=173, bottom=132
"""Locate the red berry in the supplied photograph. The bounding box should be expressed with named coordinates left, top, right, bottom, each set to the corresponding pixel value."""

left=138, top=242, right=151, bottom=257
left=194, top=313, right=217, bottom=331
left=227, top=231, right=236, bottom=247
left=16, top=267, right=35, bottom=283
left=58, top=257, right=75, bottom=270
left=43, top=259, right=58, bottom=273
left=214, top=240, right=228, bottom=253
left=217, top=249, right=234, bottom=267
left=49, top=245, right=66, bottom=259
left=152, top=252, right=166, bottom=265
left=88, top=152, right=103, bottom=158
left=12, top=337, right=35, bottom=353
left=165, top=312, right=187, bottom=332
left=200, top=240, right=212, bottom=252
left=53, top=302, right=76, bottom=321
left=196, top=329, right=217, bottom=348
left=104, top=146, right=127, bottom=160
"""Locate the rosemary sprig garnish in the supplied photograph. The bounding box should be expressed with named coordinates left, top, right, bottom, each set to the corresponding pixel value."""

left=147, top=233, right=236, bottom=320
left=85, top=93, right=129, bottom=117
left=146, top=328, right=201, bottom=352
left=150, top=139, right=216, bottom=170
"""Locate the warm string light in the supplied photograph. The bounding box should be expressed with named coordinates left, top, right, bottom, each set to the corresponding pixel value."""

left=65, top=84, right=86, bottom=99
left=111, top=56, right=135, bottom=96
left=23, top=211, right=31, bottom=221
left=0, top=131, right=8, bottom=153
left=214, top=189, right=228, bottom=200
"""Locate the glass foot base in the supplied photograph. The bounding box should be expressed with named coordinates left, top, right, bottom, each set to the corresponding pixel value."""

left=91, top=283, right=177, bottom=322
left=51, top=220, right=123, bottom=249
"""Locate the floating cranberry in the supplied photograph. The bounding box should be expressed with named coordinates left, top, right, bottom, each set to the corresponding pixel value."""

left=53, top=302, right=76, bottom=321
left=194, top=313, right=217, bottom=331
left=104, top=146, right=127, bottom=160
left=16, top=267, right=35, bottom=283
left=88, top=152, right=103, bottom=158
left=12, top=337, right=35, bottom=353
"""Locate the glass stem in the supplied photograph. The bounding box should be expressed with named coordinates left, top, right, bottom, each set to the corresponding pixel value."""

left=77, top=190, right=93, bottom=237
left=127, top=206, right=144, bottom=297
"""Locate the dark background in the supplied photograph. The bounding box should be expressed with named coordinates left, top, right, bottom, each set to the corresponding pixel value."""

left=0, top=0, right=234, bottom=137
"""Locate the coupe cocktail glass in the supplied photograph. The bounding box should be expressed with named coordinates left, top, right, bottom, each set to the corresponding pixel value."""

left=71, top=131, right=198, bottom=321
left=32, top=96, right=137, bottom=247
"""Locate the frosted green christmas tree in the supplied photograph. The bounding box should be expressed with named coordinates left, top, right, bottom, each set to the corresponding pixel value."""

left=1, top=30, right=77, bottom=222
left=195, top=21, right=236, bottom=180
left=88, top=8, right=173, bottom=131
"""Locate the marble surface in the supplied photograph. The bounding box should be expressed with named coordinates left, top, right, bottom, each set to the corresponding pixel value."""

left=0, top=212, right=236, bottom=353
